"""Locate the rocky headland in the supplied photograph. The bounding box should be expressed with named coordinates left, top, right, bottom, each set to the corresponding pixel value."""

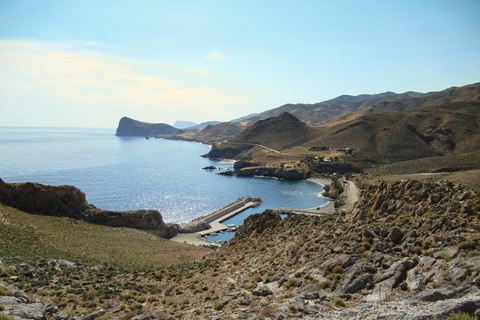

left=115, top=117, right=183, bottom=137
left=0, top=178, right=178, bottom=239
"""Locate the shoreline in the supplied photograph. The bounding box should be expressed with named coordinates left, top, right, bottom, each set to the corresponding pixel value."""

left=171, top=176, right=338, bottom=245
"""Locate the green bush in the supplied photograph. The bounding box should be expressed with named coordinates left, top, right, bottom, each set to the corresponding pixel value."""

left=333, top=297, right=346, bottom=307
left=446, top=312, right=474, bottom=320
left=212, top=301, right=223, bottom=310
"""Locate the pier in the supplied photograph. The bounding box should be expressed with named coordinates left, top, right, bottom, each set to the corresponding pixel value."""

left=171, top=196, right=262, bottom=245
left=197, top=196, right=262, bottom=235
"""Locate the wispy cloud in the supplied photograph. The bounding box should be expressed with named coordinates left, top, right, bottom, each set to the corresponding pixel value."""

left=0, top=40, right=244, bottom=126
left=206, top=51, right=226, bottom=60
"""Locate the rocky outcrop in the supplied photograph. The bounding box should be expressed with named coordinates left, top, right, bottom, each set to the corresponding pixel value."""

left=207, top=179, right=480, bottom=318
left=219, top=165, right=310, bottom=180
left=115, top=116, right=183, bottom=137
left=0, top=282, right=45, bottom=320
left=0, top=178, right=178, bottom=239
left=234, top=210, right=282, bottom=239
left=0, top=178, right=88, bottom=219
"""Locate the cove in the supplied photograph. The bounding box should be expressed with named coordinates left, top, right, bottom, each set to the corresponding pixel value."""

left=0, top=127, right=327, bottom=226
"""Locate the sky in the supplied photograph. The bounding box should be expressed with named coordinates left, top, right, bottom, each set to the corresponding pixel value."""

left=1, top=1, right=479, bottom=128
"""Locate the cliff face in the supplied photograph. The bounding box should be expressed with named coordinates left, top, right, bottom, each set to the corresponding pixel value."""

left=0, top=179, right=178, bottom=238
left=115, top=117, right=183, bottom=137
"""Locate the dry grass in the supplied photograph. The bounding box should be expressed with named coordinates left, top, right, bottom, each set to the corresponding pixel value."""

left=0, top=204, right=210, bottom=269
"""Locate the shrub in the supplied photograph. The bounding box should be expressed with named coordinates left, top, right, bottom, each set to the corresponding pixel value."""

left=0, top=288, right=12, bottom=296
left=411, top=246, right=422, bottom=254
left=458, top=241, right=475, bottom=250
left=0, top=314, right=14, bottom=320
left=445, top=312, right=474, bottom=320
left=80, top=301, right=97, bottom=309
left=318, top=280, right=332, bottom=289
left=332, top=266, right=344, bottom=274
left=212, top=301, right=223, bottom=310
left=333, top=297, right=346, bottom=307
left=81, top=290, right=97, bottom=301
left=232, top=259, right=240, bottom=266
left=284, top=278, right=297, bottom=288
left=122, top=312, right=137, bottom=320
left=259, top=307, right=275, bottom=315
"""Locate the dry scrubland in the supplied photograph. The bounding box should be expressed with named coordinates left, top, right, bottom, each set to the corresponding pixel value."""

left=2, top=176, right=480, bottom=319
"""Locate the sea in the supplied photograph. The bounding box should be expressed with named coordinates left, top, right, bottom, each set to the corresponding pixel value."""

left=0, top=127, right=327, bottom=241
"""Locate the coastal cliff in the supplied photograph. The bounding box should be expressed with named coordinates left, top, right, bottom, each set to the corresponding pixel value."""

left=115, top=116, right=183, bottom=137
left=0, top=178, right=178, bottom=238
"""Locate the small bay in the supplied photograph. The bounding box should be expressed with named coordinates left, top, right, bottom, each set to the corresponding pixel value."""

left=0, top=127, right=327, bottom=225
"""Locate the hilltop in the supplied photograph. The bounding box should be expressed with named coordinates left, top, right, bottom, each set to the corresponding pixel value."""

left=237, top=91, right=424, bottom=127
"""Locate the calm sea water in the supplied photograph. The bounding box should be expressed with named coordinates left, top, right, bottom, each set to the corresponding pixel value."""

left=0, top=127, right=327, bottom=227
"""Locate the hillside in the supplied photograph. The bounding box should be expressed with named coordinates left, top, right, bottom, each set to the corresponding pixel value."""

left=3, top=178, right=480, bottom=319
left=206, top=82, right=480, bottom=173
left=238, top=91, right=423, bottom=127
left=305, top=84, right=480, bottom=163
left=206, top=112, right=318, bottom=160
left=168, top=122, right=245, bottom=144
left=115, top=117, right=183, bottom=137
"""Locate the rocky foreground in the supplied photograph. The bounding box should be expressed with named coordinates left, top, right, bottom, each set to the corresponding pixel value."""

left=1, top=179, right=480, bottom=319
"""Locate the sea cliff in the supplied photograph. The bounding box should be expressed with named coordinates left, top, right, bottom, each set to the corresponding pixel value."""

left=0, top=178, right=178, bottom=239
left=115, top=116, right=183, bottom=137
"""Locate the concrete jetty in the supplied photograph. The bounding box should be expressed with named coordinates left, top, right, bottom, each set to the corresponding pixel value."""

left=197, top=196, right=262, bottom=235
left=171, top=196, right=262, bottom=245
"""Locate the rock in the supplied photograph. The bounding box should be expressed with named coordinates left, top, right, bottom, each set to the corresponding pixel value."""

left=252, top=286, right=273, bottom=296
left=387, top=227, right=403, bottom=244
left=53, top=310, right=70, bottom=320
left=84, top=309, right=107, bottom=320
left=366, top=277, right=396, bottom=302
left=406, top=269, right=427, bottom=291
left=373, top=194, right=385, bottom=211
left=373, top=261, right=406, bottom=284
left=434, top=246, right=459, bottom=260
left=235, top=210, right=281, bottom=240
left=0, top=179, right=88, bottom=219
left=342, top=274, right=373, bottom=294
left=293, top=298, right=305, bottom=312
left=313, top=284, right=480, bottom=319
left=178, top=220, right=211, bottom=233
left=46, top=259, right=81, bottom=270
left=417, top=285, right=457, bottom=302
left=0, top=296, right=45, bottom=320
left=363, top=226, right=381, bottom=239
left=297, top=284, right=321, bottom=300
left=449, top=268, right=468, bottom=285
left=320, top=254, right=354, bottom=271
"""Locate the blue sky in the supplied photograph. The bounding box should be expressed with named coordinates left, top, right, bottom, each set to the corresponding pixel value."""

left=1, top=1, right=479, bottom=128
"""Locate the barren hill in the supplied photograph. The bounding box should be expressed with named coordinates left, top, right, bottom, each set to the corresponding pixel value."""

left=207, top=82, right=480, bottom=167
left=169, top=122, right=245, bottom=144
left=238, top=91, right=424, bottom=127
left=307, top=83, right=480, bottom=163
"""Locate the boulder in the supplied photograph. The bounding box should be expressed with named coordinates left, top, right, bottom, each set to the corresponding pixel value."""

left=387, top=227, right=403, bottom=244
